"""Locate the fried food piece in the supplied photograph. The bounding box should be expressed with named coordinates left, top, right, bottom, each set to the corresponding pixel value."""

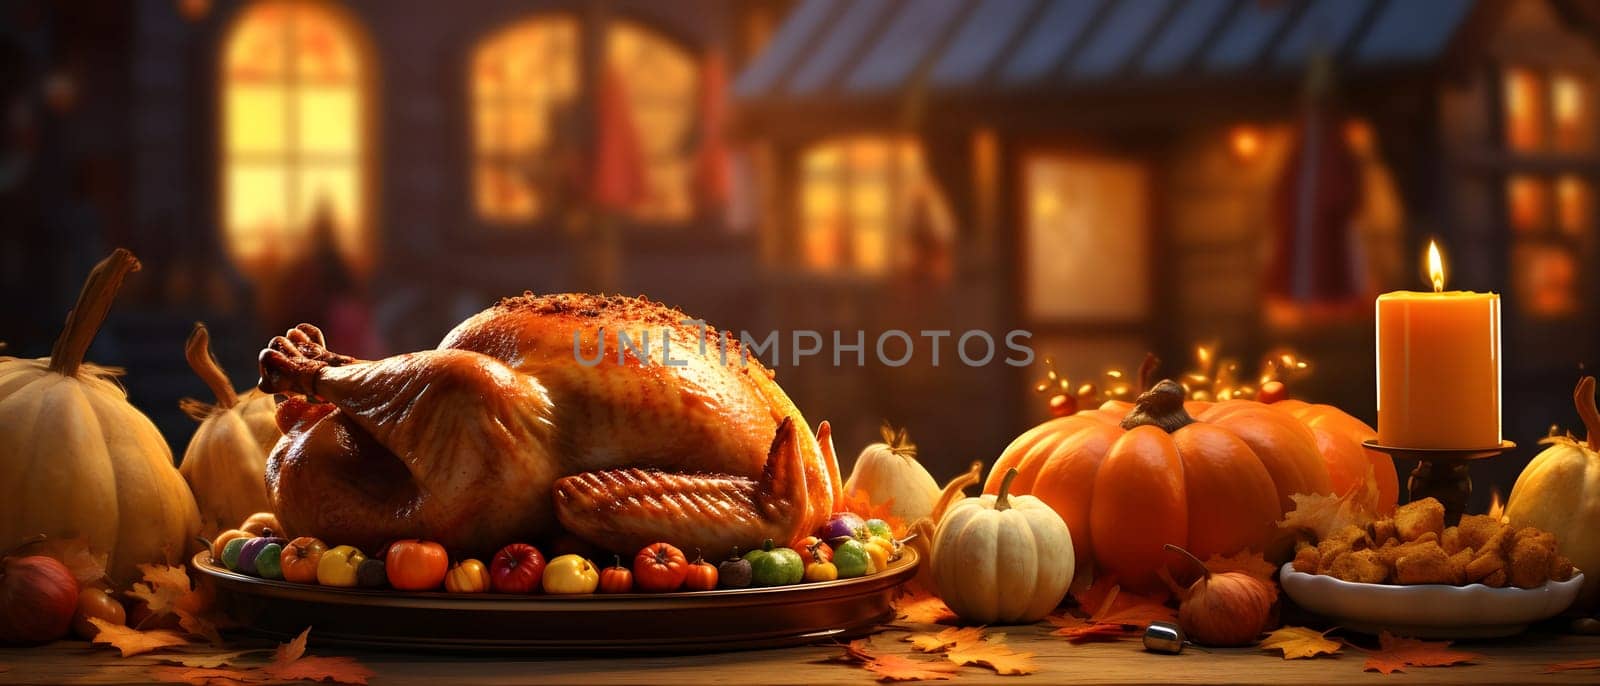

left=1394, top=498, right=1446, bottom=542
left=1448, top=548, right=1475, bottom=585
left=1456, top=514, right=1505, bottom=552
left=1483, top=569, right=1508, bottom=588
left=1442, top=527, right=1464, bottom=555
left=1395, top=544, right=1456, bottom=585
left=1293, top=544, right=1321, bottom=575
left=1509, top=529, right=1555, bottom=589
left=1551, top=555, right=1576, bottom=583
left=1328, top=524, right=1372, bottom=549
left=1328, top=549, right=1389, bottom=584
left=1412, top=531, right=1440, bottom=546
left=1370, top=518, right=1398, bottom=544
left=1465, top=549, right=1506, bottom=584
left=1479, top=524, right=1513, bottom=559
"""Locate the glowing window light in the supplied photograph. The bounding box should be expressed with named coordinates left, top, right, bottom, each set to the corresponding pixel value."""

left=798, top=138, right=952, bottom=275
left=470, top=17, right=580, bottom=223
left=1506, top=175, right=1549, bottom=233
left=1229, top=125, right=1261, bottom=162
left=222, top=0, right=369, bottom=272
left=607, top=22, right=698, bottom=222
left=1503, top=68, right=1546, bottom=152
left=1551, top=73, right=1591, bottom=152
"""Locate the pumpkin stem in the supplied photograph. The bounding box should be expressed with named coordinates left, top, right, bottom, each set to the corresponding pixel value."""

left=1120, top=379, right=1196, bottom=432
left=48, top=248, right=140, bottom=377
left=930, top=461, right=983, bottom=521
left=1163, top=543, right=1211, bottom=581
left=994, top=468, right=1020, bottom=512
left=1137, top=353, right=1161, bottom=394
left=879, top=421, right=917, bottom=458
left=1576, top=376, right=1600, bottom=452
left=185, top=323, right=239, bottom=410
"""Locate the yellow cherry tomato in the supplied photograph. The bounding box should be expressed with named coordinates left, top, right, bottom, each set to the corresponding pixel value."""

left=863, top=540, right=890, bottom=575
left=542, top=554, right=600, bottom=594
left=317, top=545, right=365, bottom=587
left=445, top=559, right=491, bottom=593
left=804, top=560, right=838, bottom=583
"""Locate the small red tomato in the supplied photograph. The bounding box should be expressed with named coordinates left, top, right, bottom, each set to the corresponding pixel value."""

left=385, top=539, right=449, bottom=591
left=683, top=552, right=718, bottom=592
left=633, top=543, right=688, bottom=593
left=490, top=543, right=546, bottom=594
left=598, top=555, right=633, bottom=594
left=793, top=536, right=832, bottom=564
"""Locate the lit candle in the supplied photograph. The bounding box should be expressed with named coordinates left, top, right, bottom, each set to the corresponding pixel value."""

left=1376, top=241, right=1501, bottom=449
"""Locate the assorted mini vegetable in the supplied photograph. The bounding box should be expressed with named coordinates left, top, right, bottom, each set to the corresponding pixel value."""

left=209, top=508, right=909, bottom=595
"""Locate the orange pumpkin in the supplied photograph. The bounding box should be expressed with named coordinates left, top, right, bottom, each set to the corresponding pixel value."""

left=988, top=380, right=1397, bottom=593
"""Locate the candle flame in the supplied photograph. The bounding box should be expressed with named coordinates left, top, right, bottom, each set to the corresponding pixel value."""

left=1488, top=489, right=1506, bottom=522
left=1427, top=240, right=1445, bottom=292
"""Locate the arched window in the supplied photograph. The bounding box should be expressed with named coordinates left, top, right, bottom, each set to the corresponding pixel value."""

left=469, top=17, right=696, bottom=224
left=470, top=17, right=581, bottom=223
left=607, top=21, right=697, bottom=222
left=222, top=0, right=370, bottom=272
left=799, top=137, right=953, bottom=275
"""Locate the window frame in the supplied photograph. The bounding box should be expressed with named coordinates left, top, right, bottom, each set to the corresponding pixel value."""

left=460, top=12, right=705, bottom=239
left=215, top=0, right=379, bottom=276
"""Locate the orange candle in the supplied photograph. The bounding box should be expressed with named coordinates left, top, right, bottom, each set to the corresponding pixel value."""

left=1376, top=241, right=1501, bottom=449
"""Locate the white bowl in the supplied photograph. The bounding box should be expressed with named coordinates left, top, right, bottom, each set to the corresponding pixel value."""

left=1280, top=563, right=1583, bottom=639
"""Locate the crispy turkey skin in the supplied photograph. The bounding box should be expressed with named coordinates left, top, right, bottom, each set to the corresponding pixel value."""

left=260, top=294, right=841, bottom=557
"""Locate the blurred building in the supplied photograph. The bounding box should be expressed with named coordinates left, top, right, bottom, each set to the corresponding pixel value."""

left=1, top=0, right=1598, bottom=494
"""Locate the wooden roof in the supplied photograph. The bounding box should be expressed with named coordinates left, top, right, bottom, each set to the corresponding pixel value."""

left=735, top=0, right=1480, bottom=102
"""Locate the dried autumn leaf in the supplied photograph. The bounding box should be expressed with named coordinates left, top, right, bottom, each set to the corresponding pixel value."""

left=146, top=665, right=260, bottom=686
left=14, top=535, right=108, bottom=585
left=839, top=639, right=962, bottom=682
left=894, top=590, right=957, bottom=625
left=1204, top=550, right=1275, bottom=581
left=1280, top=466, right=1382, bottom=540
left=906, top=626, right=987, bottom=652
left=1362, top=632, right=1483, bottom=674
left=1258, top=626, right=1341, bottom=659
left=1047, top=619, right=1130, bottom=644
left=127, top=564, right=195, bottom=616
left=945, top=638, right=1037, bottom=676
left=155, top=650, right=272, bottom=669
left=262, top=627, right=374, bottom=685
left=1546, top=658, right=1600, bottom=673
left=1090, top=586, right=1175, bottom=629
left=89, top=618, right=193, bottom=657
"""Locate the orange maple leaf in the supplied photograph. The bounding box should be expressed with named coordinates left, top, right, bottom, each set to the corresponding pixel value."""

left=1045, top=614, right=1131, bottom=644
left=1546, top=658, right=1600, bottom=673
left=261, top=627, right=374, bottom=685
left=1362, top=632, right=1483, bottom=674
left=1280, top=466, right=1383, bottom=540
left=894, top=589, right=957, bottom=625
left=945, top=638, right=1036, bottom=676
left=839, top=639, right=962, bottom=682
left=146, top=665, right=258, bottom=686
left=905, top=626, right=987, bottom=653
left=88, top=618, right=193, bottom=657
left=1204, top=550, right=1275, bottom=581
left=1258, top=626, right=1341, bottom=659
left=1087, top=585, right=1175, bottom=629
left=838, top=489, right=906, bottom=536
left=127, top=563, right=194, bottom=615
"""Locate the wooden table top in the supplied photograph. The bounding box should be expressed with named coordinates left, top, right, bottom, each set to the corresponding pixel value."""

left=4, top=621, right=1598, bottom=685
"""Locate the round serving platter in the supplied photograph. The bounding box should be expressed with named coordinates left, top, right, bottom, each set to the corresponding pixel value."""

left=192, top=548, right=918, bottom=654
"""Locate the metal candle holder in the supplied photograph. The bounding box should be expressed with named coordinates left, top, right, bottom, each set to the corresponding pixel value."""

left=1361, top=440, right=1516, bottom=525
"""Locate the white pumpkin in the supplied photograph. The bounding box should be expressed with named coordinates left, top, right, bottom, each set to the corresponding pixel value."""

left=179, top=323, right=281, bottom=535
left=1505, top=376, right=1600, bottom=609
left=843, top=424, right=940, bottom=522
left=0, top=250, right=201, bottom=584
left=931, top=467, right=1074, bottom=624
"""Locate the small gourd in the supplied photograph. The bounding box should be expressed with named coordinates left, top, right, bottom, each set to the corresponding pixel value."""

left=930, top=468, right=1074, bottom=624
left=1505, top=376, right=1600, bottom=609
left=178, top=323, right=281, bottom=535
left=0, top=249, right=201, bottom=583
left=843, top=423, right=941, bottom=523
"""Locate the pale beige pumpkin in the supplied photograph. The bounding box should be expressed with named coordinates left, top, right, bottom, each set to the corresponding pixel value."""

left=842, top=424, right=940, bottom=523
left=179, top=323, right=281, bottom=535
left=931, top=468, right=1075, bottom=624
left=1505, top=376, right=1600, bottom=609
left=0, top=250, right=201, bottom=584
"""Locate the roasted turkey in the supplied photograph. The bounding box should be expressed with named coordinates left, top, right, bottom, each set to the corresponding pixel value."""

left=257, top=294, right=842, bottom=557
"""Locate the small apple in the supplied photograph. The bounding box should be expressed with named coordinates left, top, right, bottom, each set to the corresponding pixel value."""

left=0, top=556, right=78, bottom=643
left=490, top=543, right=546, bottom=593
